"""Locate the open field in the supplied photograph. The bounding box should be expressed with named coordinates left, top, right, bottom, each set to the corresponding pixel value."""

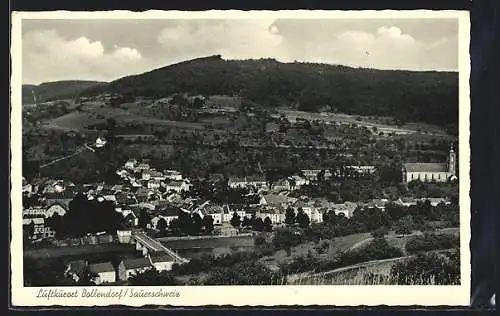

left=24, top=243, right=136, bottom=259
left=159, top=235, right=255, bottom=250
left=275, top=109, right=449, bottom=137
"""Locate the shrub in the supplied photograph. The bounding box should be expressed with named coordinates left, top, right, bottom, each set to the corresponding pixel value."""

left=390, top=250, right=460, bottom=285
left=405, top=233, right=459, bottom=254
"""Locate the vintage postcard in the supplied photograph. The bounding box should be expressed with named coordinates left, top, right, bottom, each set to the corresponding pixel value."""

left=11, top=10, right=471, bottom=306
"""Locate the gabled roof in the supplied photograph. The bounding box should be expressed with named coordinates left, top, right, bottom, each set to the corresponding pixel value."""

left=403, top=163, right=447, bottom=172
left=121, top=258, right=151, bottom=270
left=45, top=191, right=74, bottom=199
left=158, top=206, right=181, bottom=217
left=261, top=194, right=289, bottom=205
left=89, top=262, right=115, bottom=273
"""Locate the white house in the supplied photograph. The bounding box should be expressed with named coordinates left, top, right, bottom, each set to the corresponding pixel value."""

left=402, top=146, right=456, bottom=184
left=228, top=177, right=247, bottom=189
left=116, top=230, right=132, bottom=243
left=148, top=254, right=176, bottom=272
left=89, top=262, right=116, bottom=285
left=258, top=207, right=285, bottom=224
left=45, top=204, right=67, bottom=217
left=164, top=180, right=190, bottom=193
left=118, top=258, right=153, bottom=281
left=164, top=170, right=183, bottom=181
left=142, top=171, right=151, bottom=181
left=147, top=180, right=161, bottom=190
left=23, top=206, right=48, bottom=218
left=95, top=137, right=107, bottom=148
left=125, top=159, right=138, bottom=170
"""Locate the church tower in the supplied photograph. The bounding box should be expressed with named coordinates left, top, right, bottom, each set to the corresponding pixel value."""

left=448, top=144, right=456, bottom=175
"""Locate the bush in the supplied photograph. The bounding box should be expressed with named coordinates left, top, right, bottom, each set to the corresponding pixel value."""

left=372, top=226, right=389, bottom=239
left=390, top=250, right=460, bottom=285
left=405, top=233, right=459, bottom=254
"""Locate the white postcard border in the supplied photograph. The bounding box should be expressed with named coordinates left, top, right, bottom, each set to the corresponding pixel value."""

left=10, top=9, right=471, bottom=307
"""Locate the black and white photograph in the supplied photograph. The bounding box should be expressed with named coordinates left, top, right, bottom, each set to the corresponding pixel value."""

left=10, top=10, right=471, bottom=306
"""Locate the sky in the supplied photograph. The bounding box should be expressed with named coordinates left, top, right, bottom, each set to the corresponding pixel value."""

left=21, top=18, right=459, bottom=85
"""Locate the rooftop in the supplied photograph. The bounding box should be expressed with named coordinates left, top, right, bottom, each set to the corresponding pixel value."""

left=121, top=258, right=151, bottom=270
left=403, top=163, right=447, bottom=173
left=89, top=262, right=115, bottom=273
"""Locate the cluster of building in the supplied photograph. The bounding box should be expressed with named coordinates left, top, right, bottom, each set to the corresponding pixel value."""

left=23, top=150, right=456, bottom=242
left=64, top=252, right=177, bottom=285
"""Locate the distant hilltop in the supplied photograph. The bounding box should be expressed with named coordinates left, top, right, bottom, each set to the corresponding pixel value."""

left=22, top=80, right=106, bottom=105
left=26, top=55, right=459, bottom=127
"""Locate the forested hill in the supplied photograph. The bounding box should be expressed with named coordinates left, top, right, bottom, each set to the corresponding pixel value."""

left=22, top=80, right=105, bottom=104
left=81, top=55, right=458, bottom=126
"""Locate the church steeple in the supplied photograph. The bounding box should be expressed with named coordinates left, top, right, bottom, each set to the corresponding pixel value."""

left=448, top=144, right=456, bottom=175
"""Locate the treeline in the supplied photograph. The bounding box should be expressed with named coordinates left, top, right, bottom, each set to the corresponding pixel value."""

left=46, top=194, right=126, bottom=238
left=81, top=55, right=458, bottom=126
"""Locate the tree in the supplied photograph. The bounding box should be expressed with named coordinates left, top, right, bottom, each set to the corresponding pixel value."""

left=156, top=217, right=168, bottom=232
left=242, top=216, right=251, bottom=227
left=394, top=215, right=415, bottom=235
left=253, top=217, right=264, bottom=231
left=272, top=228, right=302, bottom=256
left=202, top=215, right=214, bottom=234
left=177, top=211, right=192, bottom=235
left=138, top=209, right=151, bottom=229
left=191, top=213, right=203, bottom=235
left=263, top=217, right=273, bottom=232
left=285, top=207, right=296, bottom=226
left=230, top=211, right=241, bottom=229
left=23, top=220, right=35, bottom=245
left=296, top=208, right=310, bottom=228
left=128, top=268, right=176, bottom=285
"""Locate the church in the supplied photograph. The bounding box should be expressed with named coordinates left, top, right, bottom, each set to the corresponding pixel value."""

left=402, top=145, right=457, bottom=184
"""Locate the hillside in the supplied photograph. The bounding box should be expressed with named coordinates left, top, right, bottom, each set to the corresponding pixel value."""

left=81, top=55, right=458, bottom=127
left=22, top=80, right=105, bottom=104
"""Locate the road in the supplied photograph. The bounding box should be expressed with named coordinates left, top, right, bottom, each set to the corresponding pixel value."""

left=134, top=232, right=190, bottom=263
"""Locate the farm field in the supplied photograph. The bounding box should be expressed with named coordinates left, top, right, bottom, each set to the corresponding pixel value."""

left=24, top=243, right=136, bottom=259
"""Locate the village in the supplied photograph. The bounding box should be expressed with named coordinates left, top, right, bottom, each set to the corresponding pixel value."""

left=22, top=144, right=457, bottom=286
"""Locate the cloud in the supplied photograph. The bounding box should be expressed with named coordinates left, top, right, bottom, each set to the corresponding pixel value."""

left=155, top=22, right=457, bottom=72
left=22, top=29, right=147, bottom=84
left=156, top=19, right=287, bottom=62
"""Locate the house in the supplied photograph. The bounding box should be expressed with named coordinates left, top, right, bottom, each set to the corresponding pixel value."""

left=142, top=171, right=151, bottom=181
left=22, top=180, right=33, bottom=194
left=147, top=180, right=161, bottom=190
left=288, top=175, right=309, bottom=189
left=228, top=177, right=247, bottom=189
left=64, top=260, right=88, bottom=283
left=117, top=229, right=133, bottom=243
left=396, top=197, right=418, bottom=207
left=259, top=194, right=295, bottom=207
left=118, top=258, right=153, bottom=281
left=204, top=204, right=224, bottom=225
left=95, top=137, right=107, bottom=148
left=111, top=184, right=124, bottom=192
left=44, top=191, right=74, bottom=208
left=100, top=189, right=117, bottom=202
left=246, top=176, right=267, bottom=189
left=23, top=217, right=53, bottom=239
left=88, top=262, right=116, bottom=285
left=300, top=169, right=332, bottom=181
left=271, top=179, right=290, bottom=192
left=136, top=163, right=151, bottom=172
left=45, top=204, right=67, bottom=217
left=150, top=170, right=166, bottom=181
left=258, top=207, right=285, bottom=224
left=419, top=197, right=451, bottom=207
left=148, top=253, right=176, bottom=272
left=23, top=206, right=48, bottom=218
left=164, top=170, right=183, bottom=181
left=125, top=159, right=138, bottom=170
left=157, top=207, right=181, bottom=226
left=331, top=202, right=358, bottom=218
left=402, top=145, right=457, bottom=184
left=165, top=180, right=190, bottom=193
